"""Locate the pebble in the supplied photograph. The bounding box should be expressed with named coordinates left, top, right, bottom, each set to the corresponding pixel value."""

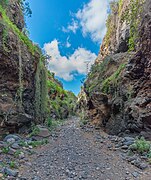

left=132, top=172, right=139, bottom=178
left=0, top=173, right=3, bottom=178
left=11, top=142, right=20, bottom=149
left=4, top=167, right=19, bottom=177
left=139, top=163, right=148, bottom=170
left=6, top=138, right=16, bottom=144
left=8, top=147, right=16, bottom=155
left=121, top=145, right=129, bottom=150
left=19, top=152, right=25, bottom=159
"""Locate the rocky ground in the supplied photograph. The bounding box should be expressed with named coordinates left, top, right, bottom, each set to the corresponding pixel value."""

left=0, top=117, right=151, bottom=180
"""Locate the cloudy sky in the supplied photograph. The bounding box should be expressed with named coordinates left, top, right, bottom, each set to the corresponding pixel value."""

left=26, top=0, right=111, bottom=95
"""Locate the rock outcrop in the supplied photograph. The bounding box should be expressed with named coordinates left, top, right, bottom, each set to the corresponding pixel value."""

left=79, top=0, right=151, bottom=139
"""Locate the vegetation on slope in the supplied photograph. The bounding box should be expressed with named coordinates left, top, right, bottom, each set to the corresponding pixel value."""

left=0, top=2, right=38, bottom=54
left=85, top=0, right=144, bottom=95
left=104, top=1, right=117, bottom=48
left=104, top=0, right=144, bottom=51
left=101, top=63, right=126, bottom=94
left=47, top=72, right=77, bottom=122
left=126, top=0, right=144, bottom=51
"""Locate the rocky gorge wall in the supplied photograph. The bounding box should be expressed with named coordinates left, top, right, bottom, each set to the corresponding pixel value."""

left=0, top=0, right=39, bottom=134
left=79, top=0, right=151, bottom=139
left=0, top=0, right=76, bottom=135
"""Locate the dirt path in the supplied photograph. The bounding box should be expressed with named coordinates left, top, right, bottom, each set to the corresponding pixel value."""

left=20, top=117, right=151, bottom=180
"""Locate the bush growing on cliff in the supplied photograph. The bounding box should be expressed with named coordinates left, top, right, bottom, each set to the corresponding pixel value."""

left=104, top=1, right=118, bottom=47
left=119, top=0, right=144, bottom=51
left=47, top=80, right=67, bottom=96
left=0, top=4, right=38, bottom=54
left=101, top=63, right=126, bottom=94
left=0, top=0, right=8, bottom=8
left=128, top=0, right=144, bottom=51
left=87, top=56, right=111, bottom=94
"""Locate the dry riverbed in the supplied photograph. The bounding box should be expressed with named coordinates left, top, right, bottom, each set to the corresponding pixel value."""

left=0, top=117, right=151, bottom=180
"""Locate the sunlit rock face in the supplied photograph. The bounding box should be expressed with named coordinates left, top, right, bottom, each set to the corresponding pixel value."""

left=79, top=0, right=151, bottom=140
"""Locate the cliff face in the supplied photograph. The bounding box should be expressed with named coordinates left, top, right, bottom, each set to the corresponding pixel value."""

left=80, top=0, right=151, bottom=139
left=0, top=0, right=40, bottom=134
left=0, top=0, right=76, bottom=135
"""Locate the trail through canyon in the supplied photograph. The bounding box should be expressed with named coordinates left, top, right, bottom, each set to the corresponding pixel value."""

left=19, top=117, right=151, bottom=180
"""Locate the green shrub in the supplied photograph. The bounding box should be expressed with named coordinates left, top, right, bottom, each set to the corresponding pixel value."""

left=81, top=119, right=88, bottom=126
left=14, top=150, right=22, bottom=157
left=47, top=79, right=67, bottom=96
left=10, top=161, right=17, bottom=169
left=2, top=146, right=9, bottom=154
left=147, top=150, right=151, bottom=158
left=119, top=0, right=144, bottom=51
left=29, top=125, right=40, bottom=137
left=28, top=139, right=48, bottom=148
left=129, top=137, right=150, bottom=154
left=47, top=118, right=52, bottom=127
left=19, top=141, right=28, bottom=147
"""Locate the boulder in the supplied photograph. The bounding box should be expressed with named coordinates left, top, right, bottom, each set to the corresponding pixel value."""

left=3, top=134, right=21, bottom=142
left=35, top=125, right=51, bottom=138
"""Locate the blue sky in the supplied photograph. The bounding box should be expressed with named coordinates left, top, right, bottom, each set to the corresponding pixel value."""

left=26, top=0, right=111, bottom=95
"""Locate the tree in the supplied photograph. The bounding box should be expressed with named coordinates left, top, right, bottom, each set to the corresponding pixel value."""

left=19, top=0, right=32, bottom=17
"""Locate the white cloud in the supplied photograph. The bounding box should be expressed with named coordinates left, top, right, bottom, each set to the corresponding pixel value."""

left=67, top=19, right=79, bottom=33
left=66, top=37, right=71, bottom=48
left=76, top=0, right=110, bottom=43
left=62, top=0, right=112, bottom=43
left=44, top=40, right=97, bottom=81
left=62, top=19, right=79, bottom=34
left=62, top=26, right=68, bottom=33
